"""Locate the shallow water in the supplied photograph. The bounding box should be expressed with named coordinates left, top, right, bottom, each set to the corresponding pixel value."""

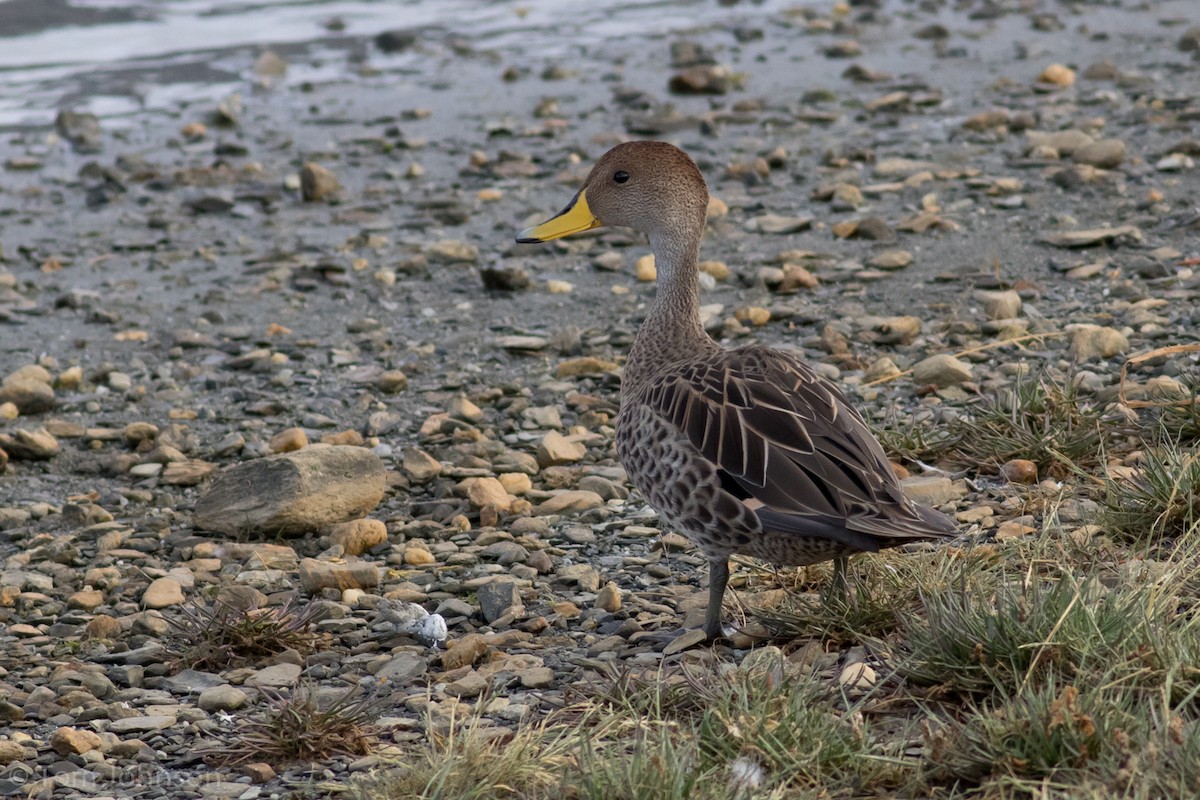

left=0, top=0, right=802, bottom=128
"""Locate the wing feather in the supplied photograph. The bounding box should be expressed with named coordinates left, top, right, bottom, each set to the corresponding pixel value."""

left=640, top=345, right=955, bottom=544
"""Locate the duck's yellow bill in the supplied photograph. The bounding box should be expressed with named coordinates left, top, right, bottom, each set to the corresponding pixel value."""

left=516, top=189, right=601, bottom=243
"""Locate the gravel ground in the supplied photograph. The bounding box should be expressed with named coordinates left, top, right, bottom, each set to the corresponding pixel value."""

left=1, top=0, right=1199, bottom=797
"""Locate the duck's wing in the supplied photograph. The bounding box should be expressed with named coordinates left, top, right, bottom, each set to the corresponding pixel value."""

left=641, top=346, right=956, bottom=544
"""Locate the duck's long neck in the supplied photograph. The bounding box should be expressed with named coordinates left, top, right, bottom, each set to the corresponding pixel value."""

left=623, top=229, right=715, bottom=392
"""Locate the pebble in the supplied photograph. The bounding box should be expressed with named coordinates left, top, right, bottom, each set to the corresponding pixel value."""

left=198, top=685, right=249, bottom=712
left=595, top=582, right=622, bottom=612
left=1068, top=324, right=1130, bottom=362
left=1073, top=139, right=1126, bottom=169
left=0, top=376, right=55, bottom=414
left=269, top=427, right=309, bottom=453
left=477, top=580, right=522, bottom=623
left=1001, top=459, right=1039, bottom=484
left=636, top=254, right=657, bottom=282
left=0, top=428, right=60, bottom=460
left=142, top=577, right=185, bottom=609
left=246, top=664, right=302, bottom=688
left=866, top=250, right=912, bottom=270
left=838, top=662, right=877, bottom=691
left=299, top=162, right=340, bottom=201
left=975, top=289, right=1022, bottom=320
left=458, top=476, right=513, bottom=511
left=902, top=476, right=963, bottom=506
left=50, top=727, right=103, bottom=756
left=298, top=559, right=381, bottom=592
left=329, top=518, right=388, bottom=555
left=1037, top=63, right=1075, bottom=87
left=537, top=431, right=586, bottom=467
left=911, top=354, right=973, bottom=388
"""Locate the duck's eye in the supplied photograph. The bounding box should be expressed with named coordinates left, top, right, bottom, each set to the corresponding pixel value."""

left=613, top=170, right=630, bottom=184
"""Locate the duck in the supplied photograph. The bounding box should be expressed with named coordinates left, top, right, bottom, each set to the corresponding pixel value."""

left=517, top=140, right=957, bottom=641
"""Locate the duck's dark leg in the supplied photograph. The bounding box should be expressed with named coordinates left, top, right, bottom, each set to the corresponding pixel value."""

left=705, top=557, right=730, bottom=640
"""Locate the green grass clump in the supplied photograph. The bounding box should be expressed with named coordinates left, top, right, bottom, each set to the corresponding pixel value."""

left=1101, top=443, right=1200, bottom=544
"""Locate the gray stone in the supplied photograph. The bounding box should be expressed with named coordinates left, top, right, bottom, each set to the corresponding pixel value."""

left=477, top=580, right=521, bottom=623
left=197, top=685, right=249, bottom=712
left=245, top=663, right=302, bottom=688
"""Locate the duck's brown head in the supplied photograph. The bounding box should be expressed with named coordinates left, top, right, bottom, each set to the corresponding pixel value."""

left=517, top=141, right=709, bottom=246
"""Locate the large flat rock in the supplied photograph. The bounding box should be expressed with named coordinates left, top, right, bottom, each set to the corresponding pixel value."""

left=194, top=446, right=386, bottom=536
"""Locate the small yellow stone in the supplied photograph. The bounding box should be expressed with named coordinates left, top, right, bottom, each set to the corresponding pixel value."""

left=477, top=188, right=503, bottom=201
left=735, top=306, right=771, bottom=326
left=56, top=366, right=84, bottom=390
left=269, top=427, right=308, bottom=453
left=0, top=402, right=18, bottom=420
left=546, top=280, right=574, bottom=294
left=498, top=472, right=533, bottom=495
left=1038, top=63, right=1075, bottom=87
left=698, top=260, right=729, bottom=281
left=635, top=254, right=657, bottom=282
left=403, top=547, right=436, bottom=566
left=706, top=196, right=729, bottom=218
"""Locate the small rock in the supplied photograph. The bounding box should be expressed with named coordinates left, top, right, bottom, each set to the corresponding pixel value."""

left=459, top=477, right=513, bottom=511
left=441, top=634, right=489, bottom=670
left=329, top=518, right=388, bottom=555
left=1001, top=459, right=1038, bottom=484
left=403, top=448, right=441, bottom=482
left=244, top=763, right=276, bottom=784
left=1037, top=63, right=1075, bottom=87
left=744, top=214, right=813, bottom=234
left=518, top=666, right=555, bottom=689
left=378, top=370, right=408, bottom=394
left=535, top=490, right=604, bottom=515
left=477, top=580, right=521, bottom=623
left=1068, top=324, right=1129, bottom=362
left=84, top=615, right=122, bottom=640
left=0, top=740, right=29, bottom=764
left=911, top=354, right=973, bottom=388
left=595, top=582, right=622, bottom=612
left=867, top=250, right=912, bottom=270
left=50, top=727, right=102, bottom=756
left=246, top=663, right=302, bottom=688
left=1073, top=139, right=1126, bottom=169
left=376, top=653, right=427, bottom=684
left=901, top=476, right=962, bottom=506
left=838, top=662, right=877, bottom=691
left=198, top=685, right=249, bottom=712
left=0, top=378, right=54, bottom=414
left=426, top=240, right=479, bottom=265
left=975, top=289, right=1022, bottom=320
left=735, top=306, right=771, bottom=327
left=636, top=255, right=657, bottom=282
left=404, top=547, right=436, bottom=566
left=537, top=431, right=586, bottom=468
left=446, top=670, right=489, bottom=698
left=299, top=162, right=340, bottom=201
left=269, top=427, right=308, bottom=453
left=298, top=559, right=381, bottom=592
left=0, top=428, right=60, bottom=460
left=142, top=577, right=184, bottom=609
left=996, top=521, right=1037, bottom=541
